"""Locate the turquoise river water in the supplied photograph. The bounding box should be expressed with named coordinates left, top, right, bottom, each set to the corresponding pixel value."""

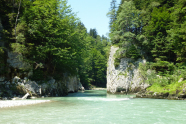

left=0, top=90, right=186, bottom=124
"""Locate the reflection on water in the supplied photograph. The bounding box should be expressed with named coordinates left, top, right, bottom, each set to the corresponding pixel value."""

left=77, top=97, right=130, bottom=101
left=1, top=90, right=186, bottom=124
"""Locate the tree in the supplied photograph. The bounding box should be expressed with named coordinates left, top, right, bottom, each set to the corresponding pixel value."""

left=107, top=0, right=117, bottom=32
left=144, top=7, right=174, bottom=61
left=167, top=0, right=186, bottom=62
left=10, top=0, right=87, bottom=80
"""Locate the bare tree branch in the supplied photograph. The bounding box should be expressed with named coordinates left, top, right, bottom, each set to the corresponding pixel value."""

left=15, top=0, right=22, bottom=40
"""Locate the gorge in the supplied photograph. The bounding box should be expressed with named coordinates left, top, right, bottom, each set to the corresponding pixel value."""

left=1, top=0, right=186, bottom=123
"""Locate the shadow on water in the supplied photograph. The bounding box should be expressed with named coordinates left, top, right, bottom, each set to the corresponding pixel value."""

left=65, top=90, right=135, bottom=99
left=66, top=90, right=107, bottom=97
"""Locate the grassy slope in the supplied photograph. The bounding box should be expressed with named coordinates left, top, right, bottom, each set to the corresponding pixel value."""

left=147, top=80, right=186, bottom=95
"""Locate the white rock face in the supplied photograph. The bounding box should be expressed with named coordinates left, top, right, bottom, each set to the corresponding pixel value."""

left=41, top=76, right=84, bottom=95
left=24, top=80, right=41, bottom=95
left=107, top=46, right=149, bottom=93
left=65, top=76, right=84, bottom=92
left=66, top=76, right=78, bottom=92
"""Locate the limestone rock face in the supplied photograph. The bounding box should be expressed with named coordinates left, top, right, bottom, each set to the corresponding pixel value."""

left=64, top=75, right=84, bottom=92
left=7, top=52, right=32, bottom=70
left=24, top=81, right=41, bottom=95
left=107, top=46, right=149, bottom=94
left=65, top=76, right=78, bottom=92
left=78, top=81, right=85, bottom=91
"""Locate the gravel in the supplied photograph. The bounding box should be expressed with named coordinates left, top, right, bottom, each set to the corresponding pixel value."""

left=0, top=100, right=50, bottom=108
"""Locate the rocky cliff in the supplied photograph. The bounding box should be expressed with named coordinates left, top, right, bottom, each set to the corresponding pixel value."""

left=0, top=18, right=85, bottom=99
left=107, top=46, right=149, bottom=94
left=0, top=75, right=84, bottom=99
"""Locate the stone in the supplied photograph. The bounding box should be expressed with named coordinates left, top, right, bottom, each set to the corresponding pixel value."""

left=12, top=76, right=21, bottom=84
left=30, top=96, right=37, bottom=99
left=23, top=77, right=28, bottom=83
left=5, top=81, right=10, bottom=88
left=162, top=92, right=169, bottom=97
left=78, top=82, right=85, bottom=91
left=107, top=46, right=148, bottom=94
left=28, top=70, right=33, bottom=78
left=7, top=52, right=32, bottom=70
left=3, top=97, right=7, bottom=100
left=65, top=75, right=79, bottom=93
left=153, top=92, right=157, bottom=96
left=0, top=76, right=5, bottom=82
left=24, top=81, right=41, bottom=95
left=18, top=82, right=24, bottom=86
left=178, top=78, right=184, bottom=83
left=178, top=94, right=186, bottom=98
left=6, top=81, right=10, bottom=85
left=48, top=78, right=55, bottom=84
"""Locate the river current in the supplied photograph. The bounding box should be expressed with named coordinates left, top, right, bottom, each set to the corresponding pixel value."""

left=1, top=90, right=186, bottom=124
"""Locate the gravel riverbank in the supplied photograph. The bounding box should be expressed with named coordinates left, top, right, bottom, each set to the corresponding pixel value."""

left=0, top=100, right=50, bottom=108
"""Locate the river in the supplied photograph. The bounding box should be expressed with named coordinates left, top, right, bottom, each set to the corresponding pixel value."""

left=0, top=90, right=186, bottom=124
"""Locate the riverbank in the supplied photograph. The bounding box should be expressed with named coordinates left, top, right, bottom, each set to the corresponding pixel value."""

left=91, top=88, right=107, bottom=90
left=135, top=80, right=186, bottom=100
left=0, top=100, right=50, bottom=108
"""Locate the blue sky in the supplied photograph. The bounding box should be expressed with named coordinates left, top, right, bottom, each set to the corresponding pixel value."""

left=67, top=0, right=120, bottom=37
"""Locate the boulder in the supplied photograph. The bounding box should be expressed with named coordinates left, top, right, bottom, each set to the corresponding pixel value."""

left=12, top=76, right=21, bottom=84
left=178, top=78, right=184, bottom=83
left=78, top=82, right=85, bottom=91
left=0, top=76, right=5, bottom=82
left=24, top=81, right=41, bottom=95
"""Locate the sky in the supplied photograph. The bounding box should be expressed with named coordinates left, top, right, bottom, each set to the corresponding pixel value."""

left=67, top=0, right=120, bottom=37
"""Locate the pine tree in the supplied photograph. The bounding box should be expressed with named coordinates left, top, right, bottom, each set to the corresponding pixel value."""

left=107, top=0, right=117, bottom=32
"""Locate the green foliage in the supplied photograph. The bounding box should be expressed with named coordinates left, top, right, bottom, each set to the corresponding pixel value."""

left=138, top=61, right=186, bottom=88
left=125, top=45, right=141, bottom=60
left=107, top=0, right=117, bottom=32
left=166, top=0, right=186, bottom=62
left=79, top=33, right=110, bottom=88
left=108, top=0, right=186, bottom=90
left=114, top=58, right=121, bottom=68
left=147, top=80, right=186, bottom=94
left=0, top=0, right=110, bottom=90
left=114, top=44, right=141, bottom=67
left=8, top=0, right=87, bottom=79
left=151, top=61, right=175, bottom=74
left=0, top=47, right=7, bottom=76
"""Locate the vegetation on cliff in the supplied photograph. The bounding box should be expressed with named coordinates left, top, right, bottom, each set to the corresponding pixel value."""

left=108, top=0, right=186, bottom=95
left=0, top=0, right=110, bottom=91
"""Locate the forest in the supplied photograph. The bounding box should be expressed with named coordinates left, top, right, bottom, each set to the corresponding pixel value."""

left=1, top=0, right=186, bottom=93
left=108, top=0, right=186, bottom=93
left=0, top=0, right=110, bottom=89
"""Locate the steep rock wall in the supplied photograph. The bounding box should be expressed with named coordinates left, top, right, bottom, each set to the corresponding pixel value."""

left=107, top=46, right=149, bottom=94
left=64, top=75, right=82, bottom=93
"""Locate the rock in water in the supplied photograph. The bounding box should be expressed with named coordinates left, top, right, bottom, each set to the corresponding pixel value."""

left=107, top=46, right=149, bottom=94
